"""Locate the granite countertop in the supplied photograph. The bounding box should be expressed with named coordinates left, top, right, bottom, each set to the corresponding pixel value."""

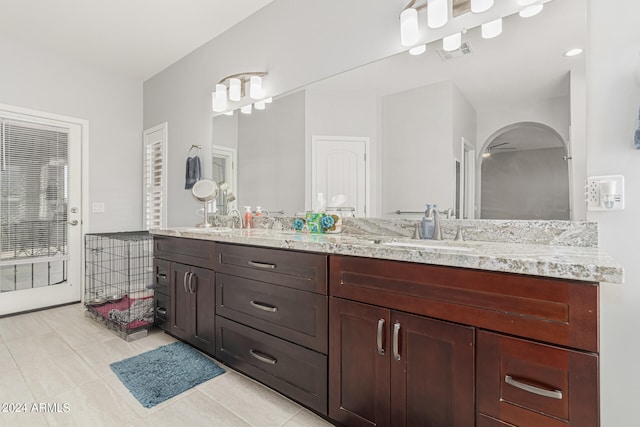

left=150, top=227, right=624, bottom=284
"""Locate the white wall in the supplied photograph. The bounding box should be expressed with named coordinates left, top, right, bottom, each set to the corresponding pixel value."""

left=305, top=88, right=379, bottom=214
left=143, top=0, right=636, bottom=423
left=0, top=37, right=143, bottom=232
left=587, top=0, right=640, bottom=425
left=381, top=81, right=454, bottom=216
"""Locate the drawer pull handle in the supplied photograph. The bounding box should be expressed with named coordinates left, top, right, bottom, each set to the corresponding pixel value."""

left=377, top=319, right=385, bottom=356
left=393, top=321, right=401, bottom=361
left=249, top=349, right=277, bottom=365
left=156, top=307, right=167, bottom=315
left=505, top=375, right=563, bottom=400
left=250, top=301, right=278, bottom=312
left=156, top=273, right=167, bottom=279
left=188, top=272, right=196, bottom=294
left=248, top=261, right=276, bottom=269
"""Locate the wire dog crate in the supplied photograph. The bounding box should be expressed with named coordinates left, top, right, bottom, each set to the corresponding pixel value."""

left=84, top=231, right=154, bottom=341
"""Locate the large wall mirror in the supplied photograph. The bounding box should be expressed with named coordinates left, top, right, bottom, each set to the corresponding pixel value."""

left=212, top=0, right=586, bottom=220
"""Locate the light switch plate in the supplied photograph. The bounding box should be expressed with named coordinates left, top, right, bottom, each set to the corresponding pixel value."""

left=586, top=175, right=624, bottom=211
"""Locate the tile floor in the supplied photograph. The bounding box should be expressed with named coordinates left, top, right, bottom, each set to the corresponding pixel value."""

left=0, top=304, right=334, bottom=427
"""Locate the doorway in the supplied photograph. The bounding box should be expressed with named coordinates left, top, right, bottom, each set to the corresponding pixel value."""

left=310, top=136, right=369, bottom=217
left=0, top=105, right=84, bottom=315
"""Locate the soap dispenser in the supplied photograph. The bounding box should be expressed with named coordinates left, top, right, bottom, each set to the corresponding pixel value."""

left=243, top=206, right=253, bottom=229
left=422, top=204, right=435, bottom=239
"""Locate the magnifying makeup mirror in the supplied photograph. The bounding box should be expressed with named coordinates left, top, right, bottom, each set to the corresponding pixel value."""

left=192, top=179, right=219, bottom=228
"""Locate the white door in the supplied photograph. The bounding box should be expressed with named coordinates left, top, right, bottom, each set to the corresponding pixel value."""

left=0, top=106, right=83, bottom=315
left=311, top=136, right=369, bottom=217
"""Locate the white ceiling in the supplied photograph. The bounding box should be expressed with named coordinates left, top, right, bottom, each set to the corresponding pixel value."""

left=0, top=0, right=273, bottom=80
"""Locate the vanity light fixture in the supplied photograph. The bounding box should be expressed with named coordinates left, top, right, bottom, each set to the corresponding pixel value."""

left=400, top=7, right=420, bottom=46
left=428, top=0, right=449, bottom=29
left=409, top=44, right=427, bottom=55
left=240, top=104, right=253, bottom=114
left=471, top=0, right=494, bottom=14
left=255, top=100, right=266, bottom=110
left=443, top=32, right=462, bottom=51
left=212, top=71, right=268, bottom=113
left=519, top=3, right=543, bottom=18
left=481, top=17, right=502, bottom=39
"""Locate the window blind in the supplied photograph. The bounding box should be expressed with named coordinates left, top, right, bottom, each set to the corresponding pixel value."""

left=143, top=127, right=167, bottom=230
left=0, top=119, right=69, bottom=262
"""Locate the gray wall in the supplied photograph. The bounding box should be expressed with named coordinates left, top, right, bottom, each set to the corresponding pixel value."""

left=481, top=148, right=570, bottom=220
left=0, top=37, right=142, bottom=232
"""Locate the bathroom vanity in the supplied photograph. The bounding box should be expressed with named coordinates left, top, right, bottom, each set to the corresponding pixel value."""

left=150, top=224, right=621, bottom=426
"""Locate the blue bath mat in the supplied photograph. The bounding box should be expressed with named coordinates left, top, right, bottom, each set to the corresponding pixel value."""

left=110, top=341, right=225, bottom=408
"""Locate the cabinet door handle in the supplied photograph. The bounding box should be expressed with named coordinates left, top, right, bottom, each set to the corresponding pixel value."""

left=250, top=300, right=278, bottom=312
left=377, top=319, right=385, bottom=356
left=505, top=375, right=563, bottom=400
left=156, top=273, right=167, bottom=279
left=248, top=260, right=276, bottom=269
left=183, top=272, right=189, bottom=293
left=156, top=307, right=167, bottom=315
left=249, top=349, right=277, bottom=365
left=393, top=321, right=401, bottom=361
left=188, top=272, right=196, bottom=294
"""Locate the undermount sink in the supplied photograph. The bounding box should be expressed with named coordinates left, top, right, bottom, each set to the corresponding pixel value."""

left=381, top=241, right=472, bottom=252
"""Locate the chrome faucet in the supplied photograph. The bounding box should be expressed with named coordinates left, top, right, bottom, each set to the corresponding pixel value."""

left=425, top=205, right=442, bottom=240
left=227, top=209, right=242, bottom=229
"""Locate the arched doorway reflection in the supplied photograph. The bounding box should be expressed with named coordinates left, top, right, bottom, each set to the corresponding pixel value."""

left=479, top=122, right=570, bottom=220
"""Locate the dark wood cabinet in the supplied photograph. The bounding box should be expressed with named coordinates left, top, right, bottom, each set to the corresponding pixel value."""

left=170, top=263, right=215, bottom=354
left=329, top=254, right=599, bottom=427
left=329, top=297, right=474, bottom=427
left=214, top=243, right=329, bottom=414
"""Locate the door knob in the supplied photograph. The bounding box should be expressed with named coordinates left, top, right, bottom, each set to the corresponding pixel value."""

left=68, top=220, right=79, bottom=226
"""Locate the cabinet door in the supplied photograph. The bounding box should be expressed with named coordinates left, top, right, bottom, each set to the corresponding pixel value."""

left=329, top=298, right=390, bottom=427
left=390, top=312, right=475, bottom=427
left=191, top=266, right=215, bottom=354
left=170, top=263, right=192, bottom=341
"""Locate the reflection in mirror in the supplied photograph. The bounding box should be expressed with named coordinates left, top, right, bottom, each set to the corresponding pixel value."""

left=212, top=0, right=585, bottom=220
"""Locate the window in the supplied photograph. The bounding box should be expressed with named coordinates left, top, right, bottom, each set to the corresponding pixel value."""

left=143, top=123, right=167, bottom=229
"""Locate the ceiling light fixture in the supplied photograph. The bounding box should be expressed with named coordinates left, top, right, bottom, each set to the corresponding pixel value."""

left=212, top=71, right=268, bottom=113
left=471, top=0, right=494, bottom=14
left=564, top=48, right=584, bottom=57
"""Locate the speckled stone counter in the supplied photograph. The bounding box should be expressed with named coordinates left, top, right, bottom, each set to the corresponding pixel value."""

left=150, top=224, right=623, bottom=284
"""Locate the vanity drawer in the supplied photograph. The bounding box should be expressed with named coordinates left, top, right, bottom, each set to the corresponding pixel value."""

left=216, top=273, right=328, bottom=353
left=477, top=331, right=598, bottom=427
left=215, top=243, right=327, bottom=294
left=330, top=255, right=598, bottom=352
left=154, top=236, right=214, bottom=268
left=215, top=316, right=328, bottom=414
left=152, top=259, right=170, bottom=294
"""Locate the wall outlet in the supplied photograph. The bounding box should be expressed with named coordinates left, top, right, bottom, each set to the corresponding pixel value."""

left=92, top=202, right=105, bottom=213
left=586, top=175, right=624, bottom=211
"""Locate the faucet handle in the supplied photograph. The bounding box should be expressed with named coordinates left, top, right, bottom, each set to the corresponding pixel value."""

left=454, top=225, right=464, bottom=241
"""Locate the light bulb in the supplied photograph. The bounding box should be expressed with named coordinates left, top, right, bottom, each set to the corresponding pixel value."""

left=241, top=104, right=252, bottom=114
left=229, top=78, right=242, bottom=101
left=400, top=8, right=419, bottom=47
left=427, top=0, right=448, bottom=29
left=255, top=100, right=266, bottom=110
left=249, top=76, right=262, bottom=99
left=409, top=44, right=427, bottom=56
left=519, top=3, right=543, bottom=18
left=471, top=0, right=493, bottom=13
left=481, top=18, right=502, bottom=39
left=443, top=32, right=462, bottom=52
